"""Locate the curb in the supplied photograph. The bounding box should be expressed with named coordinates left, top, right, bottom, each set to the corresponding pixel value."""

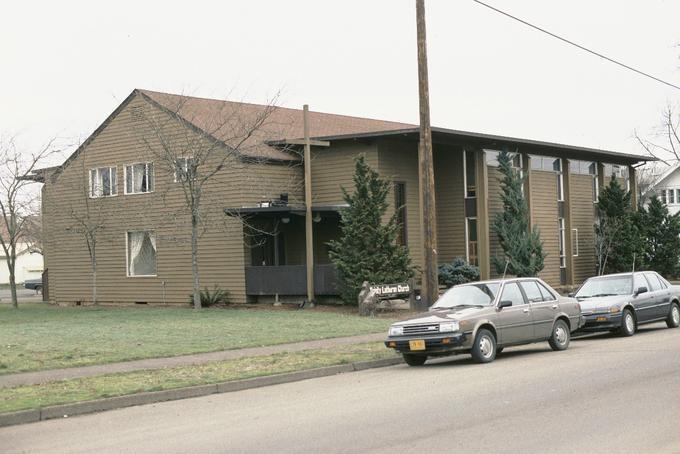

left=0, top=356, right=403, bottom=428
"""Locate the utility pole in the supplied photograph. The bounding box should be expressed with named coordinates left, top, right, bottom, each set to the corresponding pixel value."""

left=415, top=0, right=438, bottom=309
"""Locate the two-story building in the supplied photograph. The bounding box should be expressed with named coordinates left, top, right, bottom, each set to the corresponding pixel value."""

left=36, top=89, right=650, bottom=305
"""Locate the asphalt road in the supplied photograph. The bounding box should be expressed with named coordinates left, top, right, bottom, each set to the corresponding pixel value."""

left=2, top=322, right=680, bottom=454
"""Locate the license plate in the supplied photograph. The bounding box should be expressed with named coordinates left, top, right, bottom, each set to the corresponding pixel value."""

left=409, top=339, right=426, bottom=351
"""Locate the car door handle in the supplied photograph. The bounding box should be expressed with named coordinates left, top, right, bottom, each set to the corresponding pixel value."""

left=523, top=308, right=530, bottom=313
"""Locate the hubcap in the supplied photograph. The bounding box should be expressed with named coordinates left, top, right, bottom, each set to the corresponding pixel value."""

left=672, top=306, right=679, bottom=325
left=555, top=325, right=567, bottom=344
left=625, top=313, right=634, bottom=333
left=479, top=336, right=493, bottom=358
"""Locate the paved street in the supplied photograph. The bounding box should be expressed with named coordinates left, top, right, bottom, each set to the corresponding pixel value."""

left=2, top=322, right=679, bottom=454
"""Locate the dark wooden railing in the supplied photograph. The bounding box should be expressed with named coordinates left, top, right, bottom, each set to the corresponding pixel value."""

left=245, top=264, right=339, bottom=296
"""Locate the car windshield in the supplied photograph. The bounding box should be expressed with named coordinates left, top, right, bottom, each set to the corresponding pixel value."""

left=575, top=275, right=632, bottom=298
left=432, top=283, right=500, bottom=309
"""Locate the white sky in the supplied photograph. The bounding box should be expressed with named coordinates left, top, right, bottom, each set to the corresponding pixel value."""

left=2, top=0, right=679, bottom=161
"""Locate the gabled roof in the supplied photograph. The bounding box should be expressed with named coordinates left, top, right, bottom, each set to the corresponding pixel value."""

left=649, top=162, right=680, bottom=189
left=42, top=88, right=652, bottom=181
left=138, top=89, right=415, bottom=162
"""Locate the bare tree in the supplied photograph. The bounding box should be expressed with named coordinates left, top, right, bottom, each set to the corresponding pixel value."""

left=634, top=104, right=680, bottom=165
left=0, top=135, right=57, bottom=308
left=22, top=212, right=42, bottom=255
left=134, top=92, right=282, bottom=309
left=65, top=160, right=112, bottom=306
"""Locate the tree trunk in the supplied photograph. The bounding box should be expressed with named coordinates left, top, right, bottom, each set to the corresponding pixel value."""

left=91, top=255, right=97, bottom=306
left=9, top=266, right=17, bottom=309
left=191, top=210, right=201, bottom=309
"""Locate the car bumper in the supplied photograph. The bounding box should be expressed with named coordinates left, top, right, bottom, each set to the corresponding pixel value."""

left=579, top=312, right=622, bottom=332
left=384, top=332, right=469, bottom=355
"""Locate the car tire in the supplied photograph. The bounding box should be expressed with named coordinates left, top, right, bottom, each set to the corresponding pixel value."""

left=471, top=329, right=496, bottom=364
left=620, top=309, right=636, bottom=337
left=402, top=354, right=427, bottom=367
left=548, top=319, right=570, bottom=351
left=666, top=302, right=680, bottom=329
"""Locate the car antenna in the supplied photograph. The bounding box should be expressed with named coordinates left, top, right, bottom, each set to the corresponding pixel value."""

left=502, top=258, right=510, bottom=280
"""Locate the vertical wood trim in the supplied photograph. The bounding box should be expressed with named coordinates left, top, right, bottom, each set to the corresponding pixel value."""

left=562, top=158, right=574, bottom=286
left=629, top=165, right=638, bottom=210
left=475, top=149, right=490, bottom=280
left=522, top=153, right=532, bottom=228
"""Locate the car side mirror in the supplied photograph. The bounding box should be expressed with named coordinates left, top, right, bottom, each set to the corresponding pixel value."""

left=498, top=300, right=513, bottom=310
left=634, top=286, right=648, bottom=296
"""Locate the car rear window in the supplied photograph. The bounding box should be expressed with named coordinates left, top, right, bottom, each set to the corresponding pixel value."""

left=537, top=282, right=556, bottom=301
left=520, top=281, right=544, bottom=303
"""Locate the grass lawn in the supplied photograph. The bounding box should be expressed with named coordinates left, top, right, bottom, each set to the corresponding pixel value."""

left=0, top=303, right=396, bottom=374
left=0, top=342, right=395, bottom=413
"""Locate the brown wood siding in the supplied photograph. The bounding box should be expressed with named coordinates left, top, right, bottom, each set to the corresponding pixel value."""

left=310, top=142, right=378, bottom=205
left=532, top=171, right=561, bottom=287
left=42, top=93, right=302, bottom=305
left=571, top=174, right=597, bottom=285
left=376, top=139, right=422, bottom=269
left=434, top=147, right=465, bottom=264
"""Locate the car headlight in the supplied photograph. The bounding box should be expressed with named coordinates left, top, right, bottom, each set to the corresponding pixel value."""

left=609, top=306, right=621, bottom=314
left=388, top=325, right=404, bottom=336
left=439, top=321, right=459, bottom=333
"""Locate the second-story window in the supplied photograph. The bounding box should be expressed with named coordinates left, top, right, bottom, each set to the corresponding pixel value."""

left=174, top=157, right=197, bottom=183
left=553, top=158, right=564, bottom=201
left=89, top=167, right=117, bottom=198
left=464, top=150, right=476, bottom=198
left=125, top=163, right=154, bottom=194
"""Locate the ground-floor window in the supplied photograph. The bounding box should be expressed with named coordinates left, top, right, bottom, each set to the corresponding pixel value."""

left=127, top=231, right=157, bottom=276
left=466, top=217, right=478, bottom=266
left=558, top=218, right=566, bottom=268
left=394, top=182, right=407, bottom=247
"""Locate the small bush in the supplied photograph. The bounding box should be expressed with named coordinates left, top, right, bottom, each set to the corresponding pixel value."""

left=438, top=258, right=480, bottom=288
left=188, top=286, right=230, bottom=307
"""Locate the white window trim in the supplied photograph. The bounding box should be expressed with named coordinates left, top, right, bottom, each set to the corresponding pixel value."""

left=89, top=166, right=118, bottom=198
left=558, top=218, right=566, bottom=269
left=572, top=228, right=579, bottom=257
left=124, top=162, right=155, bottom=195
left=463, top=151, right=471, bottom=198
left=125, top=230, right=158, bottom=278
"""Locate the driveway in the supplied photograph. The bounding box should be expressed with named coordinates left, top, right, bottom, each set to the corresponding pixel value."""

left=0, top=288, right=42, bottom=303
left=2, top=323, right=679, bottom=453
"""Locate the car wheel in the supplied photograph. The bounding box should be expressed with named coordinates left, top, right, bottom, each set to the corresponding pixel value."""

left=548, top=319, right=570, bottom=351
left=402, top=354, right=427, bottom=367
left=471, top=329, right=496, bottom=364
left=620, top=309, right=636, bottom=337
left=666, top=303, right=680, bottom=329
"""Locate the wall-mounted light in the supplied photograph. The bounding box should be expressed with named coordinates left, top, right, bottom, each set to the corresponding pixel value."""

left=281, top=217, right=290, bottom=224
left=313, top=213, right=321, bottom=223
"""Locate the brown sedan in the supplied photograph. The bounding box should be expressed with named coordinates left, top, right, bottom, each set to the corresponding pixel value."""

left=385, top=278, right=583, bottom=365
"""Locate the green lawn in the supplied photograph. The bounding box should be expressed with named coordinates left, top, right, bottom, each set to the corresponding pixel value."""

left=0, top=343, right=395, bottom=413
left=0, top=304, right=395, bottom=374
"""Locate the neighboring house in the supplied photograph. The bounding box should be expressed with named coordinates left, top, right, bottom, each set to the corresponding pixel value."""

left=648, top=163, right=680, bottom=214
left=34, top=89, right=651, bottom=305
left=0, top=243, right=44, bottom=285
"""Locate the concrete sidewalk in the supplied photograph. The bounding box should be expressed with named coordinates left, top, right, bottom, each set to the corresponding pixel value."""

left=0, top=332, right=386, bottom=388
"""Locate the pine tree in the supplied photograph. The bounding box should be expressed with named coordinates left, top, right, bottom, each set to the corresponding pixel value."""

left=328, top=155, right=413, bottom=304
left=491, top=150, right=546, bottom=276
left=638, top=195, right=680, bottom=277
left=595, top=177, right=642, bottom=274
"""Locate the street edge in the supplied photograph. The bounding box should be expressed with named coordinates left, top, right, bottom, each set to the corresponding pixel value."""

left=0, top=356, right=403, bottom=428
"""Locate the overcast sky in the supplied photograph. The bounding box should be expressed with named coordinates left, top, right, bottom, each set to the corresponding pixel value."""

left=2, top=0, right=679, bottom=162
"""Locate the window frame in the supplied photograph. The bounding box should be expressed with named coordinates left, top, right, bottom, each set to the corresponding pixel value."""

left=558, top=218, right=566, bottom=268
left=125, top=230, right=157, bottom=278
left=89, top=166, right=118, bottom=198
left=124, top=162, right=155, bottom=195
left=174, top=156, right=197, bottom=183
left=463, top=150, right=477, bottom=198
left=465, top=217, right=478, bottom=266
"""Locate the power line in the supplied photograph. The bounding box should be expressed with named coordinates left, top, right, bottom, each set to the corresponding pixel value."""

left=472, top=0, right=680, bottom=92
